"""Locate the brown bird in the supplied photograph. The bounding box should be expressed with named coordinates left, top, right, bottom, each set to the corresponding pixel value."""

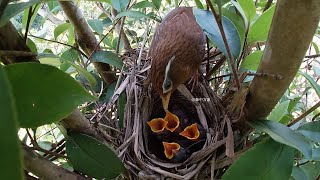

left=146, top=7, right=206, bottom=112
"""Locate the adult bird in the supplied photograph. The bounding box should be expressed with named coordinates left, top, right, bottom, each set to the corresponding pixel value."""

left=146, top=7, right=206, bottom=114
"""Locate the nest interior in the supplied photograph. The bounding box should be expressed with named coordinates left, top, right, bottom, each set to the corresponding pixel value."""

left=115, top=49, right=234, bottom=179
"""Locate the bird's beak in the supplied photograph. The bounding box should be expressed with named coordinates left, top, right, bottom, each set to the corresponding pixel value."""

left=161, top=92, right=172, bottom=111
left=179, top=123, right=200, bottom=140
left=147, top=118, right=168, bottom=133
left=162, top=142, right=180, bottom=159
left=164, top=111, right=180, bottom=132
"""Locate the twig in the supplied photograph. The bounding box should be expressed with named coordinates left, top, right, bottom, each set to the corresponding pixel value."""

left=29, top=34, right=88, bottom=59
left=28, top=146, right=67, bottom=159
left=288, top=101, right=320, bottom=126
left=24, top=7, right=34, bottom=42
left=0, top=50, right=37, bottom=57
left=225, top=115, right=235, bottom=157
left=205, top=0, right=241, bottom=89
left=305, top=54, right=320, bottom=58
left=263, top=0, right=273, bottom=12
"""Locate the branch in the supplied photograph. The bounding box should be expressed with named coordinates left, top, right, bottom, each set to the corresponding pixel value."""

left=23, top=145, right=86, bottom=180
left=59, top=1, right=116, bottom=84
left=245, top=0, right=320, bottom=121
left=288, top=101, right=320, bottom=127
left=111, top=8, right=132, bottom=52
left=205, top=0, right=241, bottom=89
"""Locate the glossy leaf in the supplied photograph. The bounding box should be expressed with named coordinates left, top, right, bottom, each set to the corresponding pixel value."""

left=111, top=0, right=129, bottom=12
left=54, top=23, right=71, bottom=39
left=291, top=166, right=308, bottom=180
left=87, top=19, right=104, bottom=34
left=267, top=100, right=290, bottom=122
left=91, top=50, right=126, bottom=70
left=132, top=1, right=153, bottom=9
left=115, top=10, right=149, bottom=19
left=230, top=0, right=248, bottom=28
left=249, top=120, right=313, bottom=159
left=237, top=0, right=256, bottom=23
left=0, top=66, right=23, bottom=180
left=240, top=50, right=263, bottom=71
left=5, top=63, right=96, bottom=128
left=247, top=5, right=275, bottom=44
left=0, top=0, right=41, bottom=27
left=297, top=121, right=320, bottom=142
left=222, top=139, right=294, bottom=180
left=152, top=0, right=162, bottom=9
left=66, top=133, right=124, bottom=179
left=300, top=161, right=320, bottom=180
left=65, top=61, right=97, bottom=88
left=193, top=8, right=241, bottom=60
left=299, top=71, right=320, bottom=98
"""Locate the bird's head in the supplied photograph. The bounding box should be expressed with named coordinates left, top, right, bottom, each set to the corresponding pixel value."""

left=162, top=56, right=175, bottom=94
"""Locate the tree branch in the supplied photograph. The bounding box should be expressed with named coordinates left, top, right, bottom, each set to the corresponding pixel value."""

left=59, top=0, right=116, bottom=84
left=245, top=0, right=320, bottom=121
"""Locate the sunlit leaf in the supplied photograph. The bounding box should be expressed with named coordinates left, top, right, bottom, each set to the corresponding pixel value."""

left=111, top=0, right=129, bottom=12
left=247, top=5, right=275, bottom=44
left=249, top=120, right=313, bottom=159
left=5, top=63, right=96, bottom=128
left=91, top=50, right=127, bottom=70
left=0, top=65, right=23, bottom=180
left=66, top=133, right=124, bottom=179
left=267, top=100, right=290, bottom=122
left=193, top=8, right=241, bottom=60
left=240, top=50, right=263, bottom=71
left=237, top=0, right=256, bottom=23
left=54, top=23, right=71, bottom=39
left=299, top=71, right=320, bottom=98
left=223, top=139, right=294, bottom=180
left=87, top=19, right=104, bottom=34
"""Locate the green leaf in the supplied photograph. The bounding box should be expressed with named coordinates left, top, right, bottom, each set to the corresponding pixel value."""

left=38, top=53, right=61, bottom=67
left=194, top=0, right=204, bottom=9
left=115, top=10, right=149, bottom=19
left=0, top=65, right=23, bottom=180
left=299, top=71, right=320, bottom=98
left=300, top=161, right=320, bottom=180
left=152, top=0, right=162, bottom=9
left=66, top=133, right=124, bottom=179
left=99, top=82, right=116, bottom=103
left=193, top=8, right=241, bottom=60
left=111, top=0, right=129, bottom=12
left=240, top=50, right=263, bottom=71
left=27, top=38, right=37, bottom=53
left=312, top=42, right=319, bottom=54
left=297, top=121, right=320, bottom=142
left=5, top=63, right=96, bottom=128
left=312, top=148, right=320, bottom=161
left=222, top=139, right=294, bottom=180
left=267, top=100, right=290, bottom=122
left=247, top=5, right=275, bottom=44
left=249, top=120, right=313, bottom=159
left=65, top=61, right=97, bottom=88
left=230, top=0, right=248, bottom=28
left=68, top=26, right=75, bottom=45
left=237, top=0, right=256, bottom=23
left=91, top=50, right=126, bottom=70
left=0, top=0, right=41, bottom=27
left=87, top=19, right=104, bottom=34
left=291, top=166, right=308, bottom=180
left=132, top=1, right=154, bottom=9
left=54, top=23, right=71, bottom=39
left=22, top=4, right=41, bottom=30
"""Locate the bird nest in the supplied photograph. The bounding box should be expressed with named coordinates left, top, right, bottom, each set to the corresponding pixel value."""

left=110, top=49, right=235, bottom=179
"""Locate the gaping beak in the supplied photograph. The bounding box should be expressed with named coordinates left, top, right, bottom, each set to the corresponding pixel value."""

left=164, top=111, right=180, bottom=132
left=162, top=142, right=180, bottom=159
left=147, top=118, right=168, bottom=133
left=161, top=92, right=172, bottom=112
left=179, top=123, right=200, bottom=140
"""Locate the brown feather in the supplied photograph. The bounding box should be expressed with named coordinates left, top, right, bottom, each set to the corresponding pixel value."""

left=147, top=7, right=205, bottom=96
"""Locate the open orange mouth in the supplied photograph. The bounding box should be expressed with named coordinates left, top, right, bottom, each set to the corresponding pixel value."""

left=164, top=111, right=180, bottom=132
left=179, top=123, right=200, bottom=140
left=162, top=142, right=181, bottom=159
left=147, top=118, right=168, bottom=133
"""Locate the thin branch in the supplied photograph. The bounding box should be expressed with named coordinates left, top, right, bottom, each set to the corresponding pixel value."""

left=305, top=54, right=320, bottom=58
left=24, top=7, right=34, bottom=42
left=263, top=0, right=273, bottom=12
left=205, top=0, right=241, bottom=88
left=288, top=101, right=320, bottom=126
left=0, top=50, right=37, bottom=57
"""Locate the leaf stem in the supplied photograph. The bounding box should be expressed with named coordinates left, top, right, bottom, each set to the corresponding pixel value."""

left=288, top=101, right=320, bottom=127
left=205, top=0, right=241, bottom=89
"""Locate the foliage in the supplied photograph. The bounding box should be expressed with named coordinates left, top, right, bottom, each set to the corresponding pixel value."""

left=0, top=0, right=319, bottom=179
